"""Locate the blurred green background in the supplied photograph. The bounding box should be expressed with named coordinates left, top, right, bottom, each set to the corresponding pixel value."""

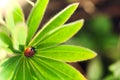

left=20, top=0, right=120, bottom=80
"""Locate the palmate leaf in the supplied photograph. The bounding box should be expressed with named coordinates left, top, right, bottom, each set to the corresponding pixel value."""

left=36, top=45, right=97, bottom=62
left=0, top=0, right=97, bottom=80
left=26, top=0, right=49, bottom=45
left=28, top=3, right=79, bottom=47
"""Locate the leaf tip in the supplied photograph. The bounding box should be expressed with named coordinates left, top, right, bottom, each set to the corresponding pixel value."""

left=80, top=19, right=85, bottom=23
left=94, top=53, right=97, bottom=58
left=92, top=51, right=97, bottom=59
left=73, top=2, right=79, bottom=6
left=76, top=19, right=85, bottom=30
left=70, top=2, right=79, bottom=9
left=84, top=48, right=97, bottom=60
left=79, top=18, right=85, bottom=25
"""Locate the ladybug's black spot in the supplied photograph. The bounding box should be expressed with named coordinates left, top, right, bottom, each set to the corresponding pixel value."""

left=24, top=47, right=36, bottom=57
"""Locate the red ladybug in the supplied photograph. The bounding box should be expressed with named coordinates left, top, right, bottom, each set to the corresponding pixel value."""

left=24, top=47, right=36, bottom=57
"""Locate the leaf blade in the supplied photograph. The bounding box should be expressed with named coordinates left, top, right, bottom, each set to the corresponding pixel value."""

left=36, top=19, right=84, bottom=48
left=11, top=57, right=33, bottom=80
left=13, top=23, right=28, bottom=46
left=12, top=4, right=25, bottom=24
left=5, top=1, right=24, bottom=50
left=5, top=1, right=24, bottom=32
left=29, top=3, right=79, bottom=46
left=32, top=56, right=86, bottom=80
left=0, top=32, right=13, bottom=48
left=0, top=56, right=21, bottom=80
left=36, top=45, right=97, bottom=62
left=26, top=0, right=49, bottom=45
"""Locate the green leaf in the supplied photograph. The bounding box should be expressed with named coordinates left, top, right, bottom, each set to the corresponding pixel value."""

left=12, top=3, right=25, bottom=24
left=36, top=45, right=97, bottom=62
left=13, top=23, right=27, bottom=47
left=36, top=20, right=84, bottom=48
left=0, top=26, right=10, bottom=35
left=11, top=57, right=32, bottom=80
left=2, top=56, right=35, bottom=80
left=31, top=56, right=86, bottom=80
left=26, top=0, right=49, bottom=45
left=0, top=56, right=21, bottom=80
left=0, top=32, right=13, bottom=48
left=5, top=10, right=15, bottom=33
left=28, top=3, right=79, bottom=46
left=27, top=58, right=45, bottom=80
left=5, top=1, right=24, bottom=32
left=0, top=56, right=86, bottom=80
left=5, top=1, right=25, bottom=50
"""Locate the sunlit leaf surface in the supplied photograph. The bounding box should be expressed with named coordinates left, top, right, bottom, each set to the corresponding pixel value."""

left=0, top=0, right=97, bottom=80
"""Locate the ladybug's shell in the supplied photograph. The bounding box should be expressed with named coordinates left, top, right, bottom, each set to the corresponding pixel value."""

left=24, top=47, right=35, bottom=57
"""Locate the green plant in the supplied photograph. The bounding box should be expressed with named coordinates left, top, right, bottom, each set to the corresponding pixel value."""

left=0, top=0, right=97, bottom=80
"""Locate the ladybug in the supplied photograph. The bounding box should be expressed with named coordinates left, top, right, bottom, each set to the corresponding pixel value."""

left=24, top=47, right=36, bottom=57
